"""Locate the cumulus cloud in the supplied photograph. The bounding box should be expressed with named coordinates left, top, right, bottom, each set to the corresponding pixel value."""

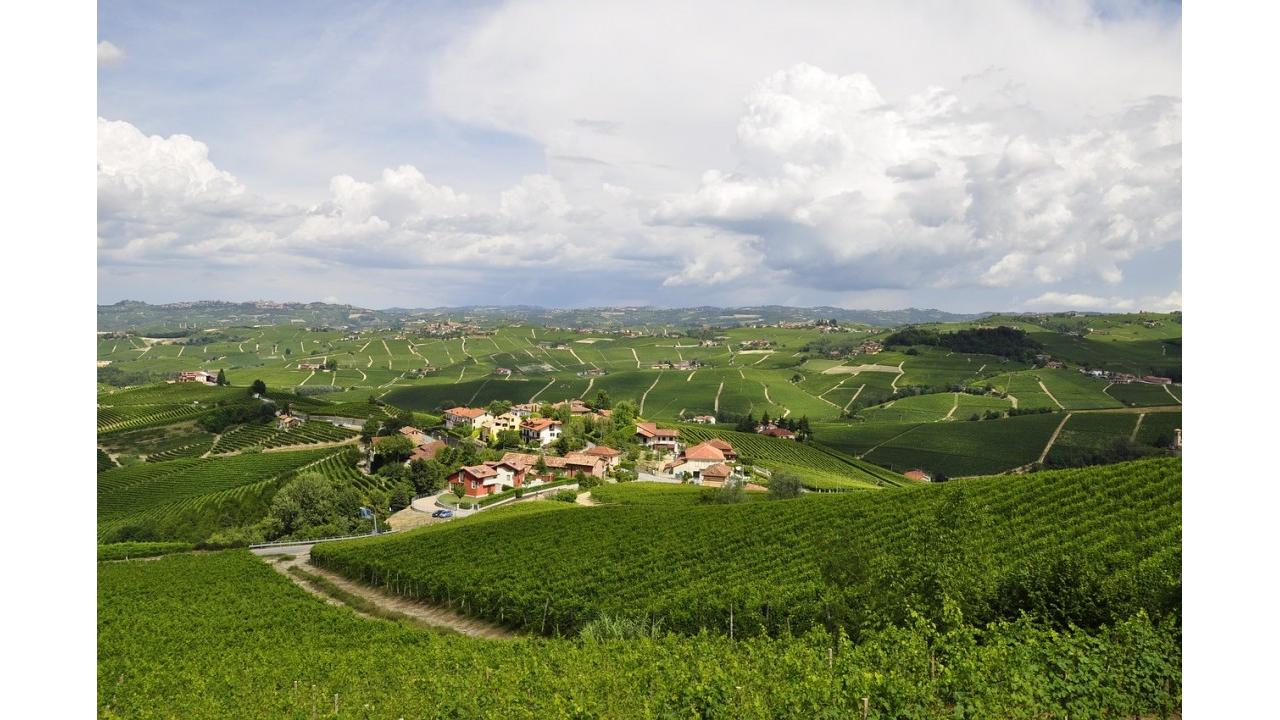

left=99, top=1, right=1180, bottom=308
left=652, top=65, right=1180, bottom=293
left=98, top=40, right=125, bottom=67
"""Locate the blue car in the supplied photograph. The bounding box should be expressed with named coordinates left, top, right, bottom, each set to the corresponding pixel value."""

left=431, top=509, right=454, bottom=519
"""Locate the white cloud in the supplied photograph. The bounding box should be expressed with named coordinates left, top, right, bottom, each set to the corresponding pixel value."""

left=1025, top=289, right=1182, bottom=312
left=97, top=40, right=125, bottom=67
left=99, top=1, right=1181, bottom=308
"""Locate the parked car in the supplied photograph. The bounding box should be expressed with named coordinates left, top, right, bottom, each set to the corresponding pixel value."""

left=431, top=509, right=454, bottom=519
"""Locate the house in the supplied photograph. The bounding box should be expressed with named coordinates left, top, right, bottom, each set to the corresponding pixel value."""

left=398, top=426, right=427, bottom=445
left=510, top=403, right=540, bottom=417
left=490, top=412, right=523, bottom=436
left=176, top=370, right=217, bottom=384
left=635, top=422, right=682, bottom=452
left=552, top=399, right=593, bottom=416
left=903, top=469, right=932, bottom=482
left=297, top=362, right=324, bottom=370
left=1044, top=360, right=1066, bottom=370
left=1141, top=375, right=1173, bottom=385
left=698, top=463, right=733, bottom=485
left=757, top=424, right=798, bottom=440
left=690, top=415, right=716, bottom=424
left=583, top=445, right=623, bottom=468
left=444, top=407, right=491, bottom=429
left=664, top=441, right=733, bottom=480
left=449, top=464, right=521, bottom=498
left=495, top=367, right=512, bottom=377
left=859, top=340, right=884, bottom=355
left=520, top=417, right=563, bottom=446
left=704, top=438, right=738, bottom=461
left=408, top=440, right=447, bottom=463
left=277, top=414, right=304, bottom=430
left=499, top=451, right=605, bottom=479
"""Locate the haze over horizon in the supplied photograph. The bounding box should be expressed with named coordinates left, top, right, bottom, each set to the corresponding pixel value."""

left=98, top=0, right=1182, bottom=314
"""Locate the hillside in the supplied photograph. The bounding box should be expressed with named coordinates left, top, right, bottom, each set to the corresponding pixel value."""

left=99, top=550, right=1180, bottom=718
left=313, top=457, right=1180, bottom=637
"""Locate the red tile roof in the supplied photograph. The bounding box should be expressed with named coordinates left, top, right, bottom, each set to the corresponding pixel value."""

left=707, top=438, right=734, bottom=452
left=700, top=463, right=731, bottom=479
left=683, top=442, right=726, bottom=462
left=446, top=407, right=487, bottom=419
left=410, top=441, right=446, bottom=461
left=522, top=418, right=560, bottom=431
left=458, top=464, right=497, bottom=479
left=584, top=445, right=621, bottom=457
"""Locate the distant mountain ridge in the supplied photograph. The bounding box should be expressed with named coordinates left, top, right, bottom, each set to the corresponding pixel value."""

left=97, top=300, right=989, bottom=331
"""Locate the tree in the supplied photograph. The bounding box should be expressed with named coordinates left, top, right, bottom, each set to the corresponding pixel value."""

left=408, top=459, right=448, bottom=495
left=534, top=454, right=549, bottom=477
left=284, top=347, right=291, bottom=356
left=389, top=482, right=414, bottom=512
left=373, top=435, right=415, bottom=463
left=494, top=429, right=521, bottom=449
left=216, top=368, right=227, bottom=386
left=611, top=400, right=638, bottom=428
left=324, top=358, right=337, bottom=371
left=360, top=419, right=381, bottom=444
left=487, top=400, right=513, bottom=416
left=249, top=379, right=267, bottom=396
left=768, top=471, right=803, bottom=500
left=593, top=390, right=612, bottom=409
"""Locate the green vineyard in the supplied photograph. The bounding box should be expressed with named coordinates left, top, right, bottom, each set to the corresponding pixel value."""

left=97, top=448, right=343, bottom=542
left=675, top=424, right=900, bottom=489
left=313, top=457, right=1180, bottom=639
left=99, top=551, right=1180, bottom=718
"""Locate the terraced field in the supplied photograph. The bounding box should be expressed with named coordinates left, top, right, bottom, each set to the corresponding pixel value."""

left=208, top=421, right=356, bottom=454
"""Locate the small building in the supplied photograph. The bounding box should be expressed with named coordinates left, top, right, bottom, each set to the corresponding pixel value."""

left=757, top=424, right=798, bottom=440
left=520, top=418, right=563, bottom=447
left=277, top=414, right=304, bottom=430
left=449, top=464, right=517, bottom=498
left=635, top=422, right=682, bottom=452
left=583, top=445, right=623, bottom=468
left=297, top=362, right=324, bottom=370
left=495, top=367, right=513, bottom=377
left=444, top=407, right=491, bottom=429
left=699, top=463, right=733, bottom=484
left=690, top=415, right=717, bottom=424
left=408, top=440, right=447, bottom=463
left=859, top=340, right=884, bottom=355
left=664, top=441, right=733, bottom=480
left=176, top=370, right=217, bottom=384
left=510, top=403, right=540, bottom=417
left=903, top=469, right=932, bottom=482
left=1141, top=375, right=1173, bottom=385
left=398, top=425, right=427, bottom=445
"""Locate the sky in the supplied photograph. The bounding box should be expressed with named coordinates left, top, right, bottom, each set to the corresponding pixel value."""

left=97, top=0, right=1182, bottom=313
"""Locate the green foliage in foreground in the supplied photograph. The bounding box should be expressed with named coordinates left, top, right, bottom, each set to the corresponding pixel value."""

left=97, top=541, right=193, bottom=561
left=99, top=551, right=1180, bottom=719
left=314, top=458, right=1180, bottom=639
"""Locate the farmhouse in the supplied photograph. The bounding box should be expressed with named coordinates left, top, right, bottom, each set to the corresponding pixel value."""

left=583, top=445, right=623, bottom=468
left=297, top=362, right=324, bottom=370
left=698, top=463, right=732, bottom=484
left=499, top=452, right=606, bottom=479
left=444, top=407, right=491, bottom=429
left=635, top=422, right=682, bottom=452
left=859, top=340, right=884, bottom=355
left=511, top=403, right=540, bottom=417
left=520, top=417, right=563, bottom=446
left=664, top=440, right=737, bottom=481
left=449, top=463, right=525, bottom=498
left=552, top=399, right=594, bottom=416
left=1141, top=375, right=1173, bottom=385
left=398, top=426, right=427, bottom=445
left=689, top=415, right=716, bottom=424
left=176, top=370, right=217, bottom=384
left=903, top=469, right=933, bottom=482
left=276, top=413, right=303, bottom=430
left=494, top=367, right=512, bottom=377
left=757, top=424, right=798, bottom=440
left=408, top=440, right=447, bottom=462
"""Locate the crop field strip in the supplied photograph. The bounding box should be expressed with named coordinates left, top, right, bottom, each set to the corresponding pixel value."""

left=312, top=458, right=1179, bottom=639
left=675, top=425, right=893, bottom=489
